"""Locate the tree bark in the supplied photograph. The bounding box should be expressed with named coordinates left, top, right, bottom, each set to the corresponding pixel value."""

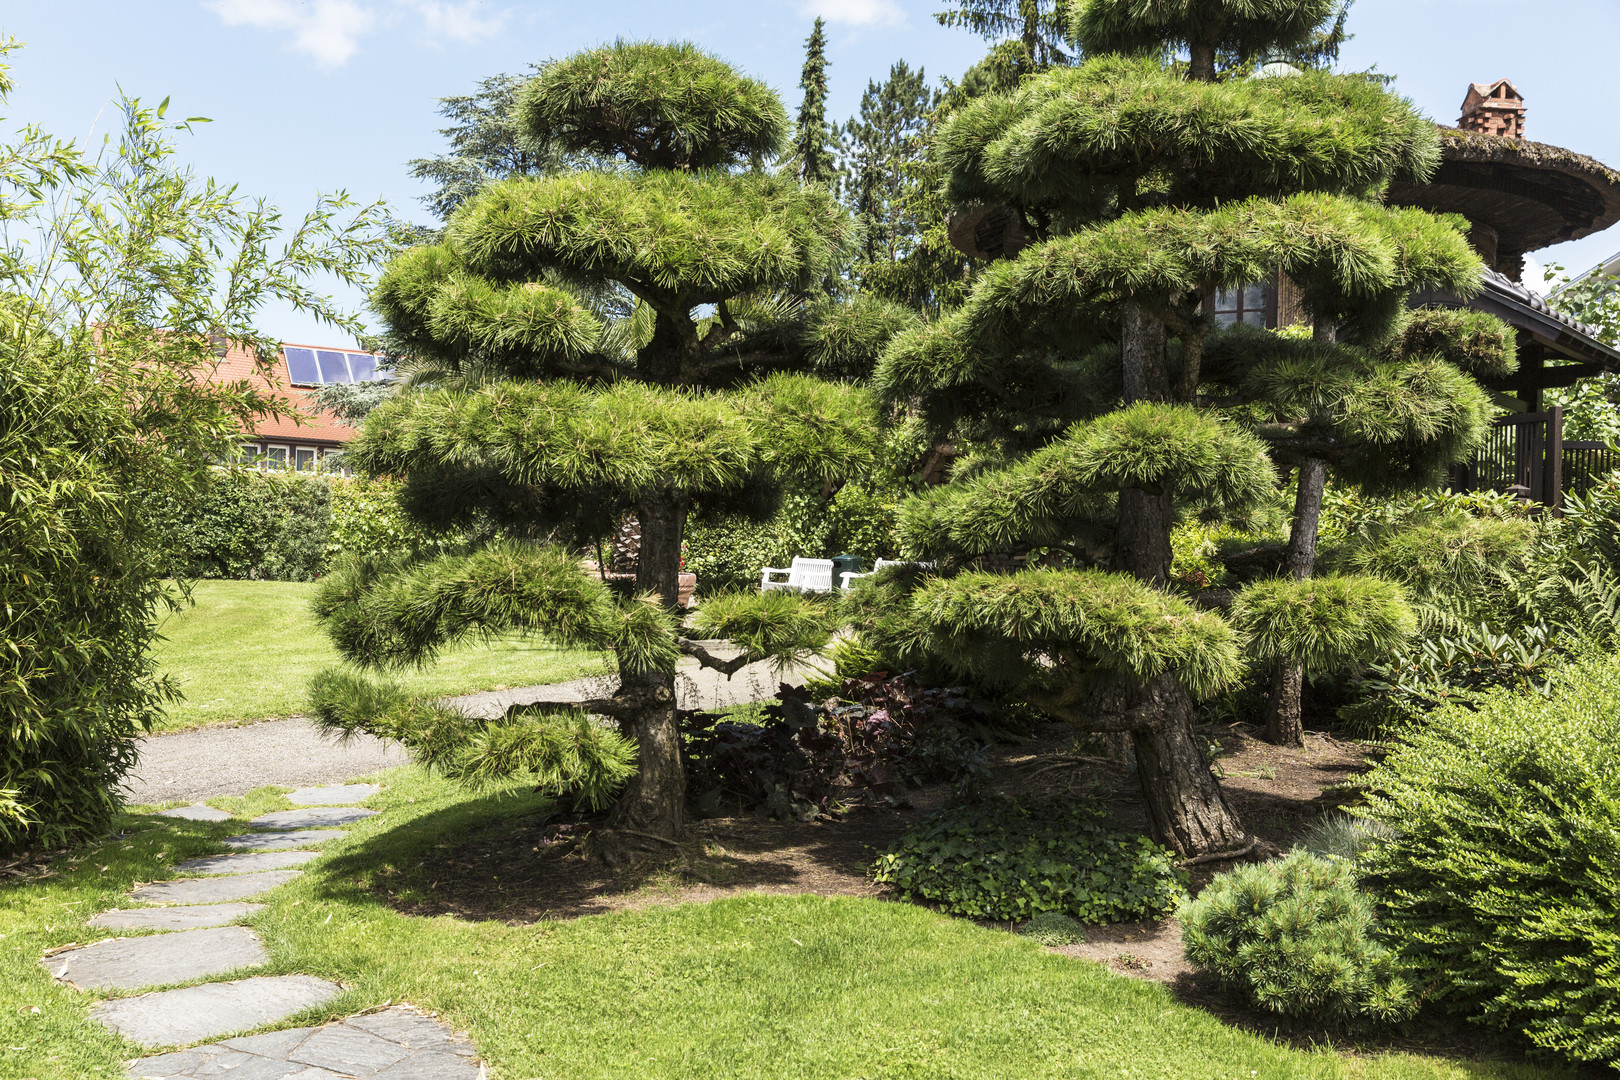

left=602, top=488, right=688, bottom=853
left=1107, top=300, right=1251, bottom=856
left=1131, top=676, right=1252, bottom=856
left=1264, top=456, right=1327, bottom=747
left=1188, top=40, right=1218, bottom=82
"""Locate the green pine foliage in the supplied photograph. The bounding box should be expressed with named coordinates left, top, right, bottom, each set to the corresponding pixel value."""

left=1230, top=575, right=1416, bottom=673
left=873, top=796, right=1185, bottom=922
left=1180, top=850, right=1417, bottom=1028
left=1072, top=0, right=1340, bottom=76
left=935, top=0, right=1071, bottom=74
left=849, top=567, right=1245, bottom=700
left=515, top=41, right=788, bottom=171
left=1356, top=653, right=1620, bottom=1065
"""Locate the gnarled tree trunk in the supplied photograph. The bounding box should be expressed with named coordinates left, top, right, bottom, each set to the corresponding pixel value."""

left=1111, top=301, right=1251, bottom=857
left=1264, top=456, right=1328, bottom=746
left=602, top=487, right=688, bottom=856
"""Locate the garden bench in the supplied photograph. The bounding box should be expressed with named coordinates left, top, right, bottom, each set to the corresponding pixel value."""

left=759, top=557, right=837, bottom=593
left=839, top=558, right=932, bottom=588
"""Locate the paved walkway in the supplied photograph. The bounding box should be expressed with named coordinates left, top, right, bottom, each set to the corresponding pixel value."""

left=44, top=784, right=484, bottom=1077
left=126, top=649, right=816, bottom=803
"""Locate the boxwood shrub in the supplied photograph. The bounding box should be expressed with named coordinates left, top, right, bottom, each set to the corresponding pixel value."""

left=872, top=796, right=1185, bottom=923
left=1357, top=652, right=1620, bottom=1065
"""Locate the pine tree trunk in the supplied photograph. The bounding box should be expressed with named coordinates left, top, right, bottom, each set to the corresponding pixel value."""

left=602, top=488, right=688, bottom=854
left=1264, top=457, right=1327, bottom=747
left=1131, top=676, right=1253, bottom=857
left=1110, top=300, right=1252, bottom=857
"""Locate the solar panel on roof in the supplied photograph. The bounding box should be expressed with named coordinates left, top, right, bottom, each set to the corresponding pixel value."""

left=316, top=350, right=351, bottom=383
left=285, top=348, right=319, bottom=384
left=346, top=352, right=377, bottom=381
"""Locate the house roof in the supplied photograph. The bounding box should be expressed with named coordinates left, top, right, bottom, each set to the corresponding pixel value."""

left=1414, top=267, right=1620, bottom=380
left=210, top=340, right=360, bottom=445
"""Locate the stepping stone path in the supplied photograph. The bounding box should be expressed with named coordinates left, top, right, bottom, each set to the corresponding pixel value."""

left=42, top=781, right=486, bottom=1076
left=224, top=828, right=347, bottom=852
left=127, top=1004, right=481, bottom=1078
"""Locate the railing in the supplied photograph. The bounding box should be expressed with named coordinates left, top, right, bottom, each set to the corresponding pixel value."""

left=1451, top=407, right=1619, bottom=512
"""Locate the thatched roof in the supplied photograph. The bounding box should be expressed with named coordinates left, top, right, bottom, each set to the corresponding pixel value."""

left=1387, top=128, right=1620, bottom=274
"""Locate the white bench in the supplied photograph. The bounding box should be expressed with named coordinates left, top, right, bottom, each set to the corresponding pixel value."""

left=838, top=559, right=933, bottom=589
left=760, top=557, right=836, bottom=593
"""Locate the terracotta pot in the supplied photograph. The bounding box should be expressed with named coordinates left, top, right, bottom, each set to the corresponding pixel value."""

left=677, top=572, right=698, bottom=608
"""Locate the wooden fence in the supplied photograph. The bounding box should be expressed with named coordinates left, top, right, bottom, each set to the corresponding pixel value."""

left=1451, top=405, right=1619, bottom=511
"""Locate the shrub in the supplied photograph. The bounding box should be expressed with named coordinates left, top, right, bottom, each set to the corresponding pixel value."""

left=1298, top=812, right=1395, bottom=861
left=326, top=476, right=459, bottom=566
left=872, top=796, right=1185, bottom=923
left=1180, top=851, right=1416, bottom=1028
left=1018, top=912, right=1087, bottom=946
left=147, top=467, right=331, bottom=581
left=1356, top=653, right=1620, bottom=1066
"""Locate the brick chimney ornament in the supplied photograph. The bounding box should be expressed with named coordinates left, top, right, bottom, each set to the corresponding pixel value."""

left=1458, top=78, right=1525, bottom=140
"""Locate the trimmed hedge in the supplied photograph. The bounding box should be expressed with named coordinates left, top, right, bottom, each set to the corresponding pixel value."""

left=1357, top=653, right=1620, bottom=1065
left=149, top=468, right=453, bottom=581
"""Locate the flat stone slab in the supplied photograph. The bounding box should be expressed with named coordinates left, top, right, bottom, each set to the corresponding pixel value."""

left=126, top=1005, right=480, bottom=1077
left=93, top=973, right=341, bottom=1048
left=44, top=926, right=267, bottom=991
left=89, top=904, right=264, bottom=932
left=285, top=784, right=379, bottom=806
left=132, top=870, right=303, bottom=905
left=224, top=829, right=347, bottom=852
left=175, top=850, right=321, bottom=875
left=156, top=805, right=233, bottom=822
left=251, top=807, right=377, bottom=830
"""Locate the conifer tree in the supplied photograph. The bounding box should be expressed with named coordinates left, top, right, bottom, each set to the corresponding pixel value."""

left=867, top=0, right=1492, bottom=855
left=310, top=42, right=905, bottom=859
left=934, top=0, right=1071, bottom=78
left=837, top=63, right=941, bottom=283
left=794, top=19, right=836, bottom=186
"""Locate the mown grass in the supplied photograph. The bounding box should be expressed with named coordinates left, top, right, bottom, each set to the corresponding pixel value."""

left=0, top=767, right=1581, bottom=1080
left=148, top=579, right=609, bottom=730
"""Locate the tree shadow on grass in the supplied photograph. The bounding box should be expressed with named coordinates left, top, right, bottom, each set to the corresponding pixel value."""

left=307, top=788, right=915, bottom=924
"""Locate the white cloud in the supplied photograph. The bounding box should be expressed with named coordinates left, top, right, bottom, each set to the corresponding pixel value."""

left=204, top=0, right=377, bottom=67
left=203, top=0, right=506, bottom=66
left=800, top=0, right=905, bottom=28
left=407, top=1, right=505, bottom=44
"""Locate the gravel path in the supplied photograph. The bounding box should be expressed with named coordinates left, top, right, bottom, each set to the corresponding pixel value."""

left=125, top=648, right=815, bottom=804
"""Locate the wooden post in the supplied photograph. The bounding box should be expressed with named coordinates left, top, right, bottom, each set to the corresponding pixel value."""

left=1546, top=404, right=1564, bottom=516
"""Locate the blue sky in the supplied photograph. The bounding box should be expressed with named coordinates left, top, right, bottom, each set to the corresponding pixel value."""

left=3, top=0, right=1617, bottom=348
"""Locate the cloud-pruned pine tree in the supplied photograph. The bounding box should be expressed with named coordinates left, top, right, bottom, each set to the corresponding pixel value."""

left=864, top=1, right=1492, bottom=856
left=311, top=41, right=904, bottom=859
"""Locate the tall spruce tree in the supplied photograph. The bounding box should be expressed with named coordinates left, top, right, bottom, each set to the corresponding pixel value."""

left=934, top=0, right=1071, bottom=78
left=310, top=42, right=906, bottom=859
left=867, top=0, right=1493, bottom=855
left=794, top=19, right=836, bottom=185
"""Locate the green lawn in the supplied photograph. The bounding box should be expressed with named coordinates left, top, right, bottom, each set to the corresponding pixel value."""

left=0, top=769, right=1579, bottom=1080
left=149, top=579, right=610, bottom=730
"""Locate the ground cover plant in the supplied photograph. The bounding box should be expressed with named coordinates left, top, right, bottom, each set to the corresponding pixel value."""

left=0, top=765, right=1584, bottom=1080
left=873, top=795, right=1186, bottom=923
left=150, top=580, right=605, bottom=729
left=1357, top=652, right=1620, bottom=1068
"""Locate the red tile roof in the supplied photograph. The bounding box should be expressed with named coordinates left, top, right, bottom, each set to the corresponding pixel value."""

left=210, top=340, right=364, bottom=446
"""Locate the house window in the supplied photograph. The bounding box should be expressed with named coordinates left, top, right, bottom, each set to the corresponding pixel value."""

left=1211, top=282, right=1272, bottom=328
left=295, top=447, right=319, bottom=472
left=230, top=441, right=260, bottom=465
left=264, top=445, right=290, bottom=470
